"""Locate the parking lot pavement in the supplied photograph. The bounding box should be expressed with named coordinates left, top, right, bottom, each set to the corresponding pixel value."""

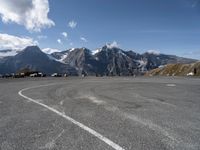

left=0, top=77, right=200, bottom=150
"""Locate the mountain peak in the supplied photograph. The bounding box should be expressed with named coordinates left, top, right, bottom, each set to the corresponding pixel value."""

left=25, top=45, right=40, bottom=49
left=15, top=46, right=45, bottom=59
left=67, top=47, right=90, bottom=53
left=105, top=41, right=119, bottom=49
left=101, top=45, right=123, bottom=54
left=22, top=46, right=41, bottom=53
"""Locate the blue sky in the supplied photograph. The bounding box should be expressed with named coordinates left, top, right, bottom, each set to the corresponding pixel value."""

left=0, top=0, right=200, bottom=59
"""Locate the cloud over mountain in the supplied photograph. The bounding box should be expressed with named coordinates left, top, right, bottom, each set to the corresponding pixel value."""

left=0, top=33, right=38, bottom=49
left=106, top=41, right=119, bottom=49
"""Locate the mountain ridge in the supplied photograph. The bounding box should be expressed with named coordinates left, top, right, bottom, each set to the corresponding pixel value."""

left=50, top=45, right=197, bottom=75
left=0, top=45, right=197, bottom=75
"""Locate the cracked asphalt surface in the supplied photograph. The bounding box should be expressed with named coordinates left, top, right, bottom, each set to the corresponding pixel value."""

left=0, top=77, right=200, bottom=150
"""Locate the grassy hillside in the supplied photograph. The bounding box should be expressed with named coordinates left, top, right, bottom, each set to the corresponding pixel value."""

left=146, top=61, right=200, bottom=76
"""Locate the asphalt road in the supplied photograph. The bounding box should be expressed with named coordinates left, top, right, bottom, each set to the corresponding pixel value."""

left=0, top=77, right=200, bottom=150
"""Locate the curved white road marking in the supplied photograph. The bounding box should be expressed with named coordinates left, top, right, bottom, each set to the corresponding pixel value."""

left=18, top=84, right=125, bottom=150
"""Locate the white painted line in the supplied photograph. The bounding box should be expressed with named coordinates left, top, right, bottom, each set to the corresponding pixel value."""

left=18, top=84, right=125, bottom=150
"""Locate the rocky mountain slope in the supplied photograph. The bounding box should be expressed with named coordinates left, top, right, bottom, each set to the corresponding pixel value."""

left=51, top=45, right=197, bottom=75
left=145, top=62, right=200, bottom=76
left=0, top=46, right=77, bottom=75
left=0, top=45, right=197, bottom=75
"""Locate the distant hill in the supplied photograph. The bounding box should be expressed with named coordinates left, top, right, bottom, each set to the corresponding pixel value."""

left=145, top=62, right=200, bottom=77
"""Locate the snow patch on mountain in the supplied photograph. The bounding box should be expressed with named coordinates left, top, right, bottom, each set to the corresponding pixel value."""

left=137, top=59, right=147, bottom=66
left=42, top=48, right=61, bottom=54
left=92, top=48, right=101, bottom=55
left=69, top=48, right=75, bottom=52
left=59, top=53, right=68, bottom=63
left=47, top=54, right=59, bottom=61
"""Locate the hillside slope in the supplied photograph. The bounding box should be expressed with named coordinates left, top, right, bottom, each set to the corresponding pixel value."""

left=146, top=62, right=200, bottom=76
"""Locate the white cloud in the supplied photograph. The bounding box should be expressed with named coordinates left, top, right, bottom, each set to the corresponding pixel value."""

left=0, top=33, right=38, bottom=50
left=57, top=39, right=62, bottom=44
left=0, top=50, right=19, bottom=58
left=68, top=20, right=77, bottom=29
left=0, top=0, right=55, bottom=32
left=42, top=48, right=61, bottom=54
left=80, top=37, right=88, bottom=42
left=62, top=32, right=68, bottom=38
left=147, top=50, right=160, bottom=55
left=106, top=41, right=119, bottom=49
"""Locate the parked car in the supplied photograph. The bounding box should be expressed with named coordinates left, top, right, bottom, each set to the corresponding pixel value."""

left=37, top=72, right=43, bottom=77
left=30, top=73, right=38, bottom=77
left=51, top=73, right=62, bottom=77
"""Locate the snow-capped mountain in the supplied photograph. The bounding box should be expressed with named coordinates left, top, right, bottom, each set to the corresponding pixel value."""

left=0, top=46, right=77, bottom=75
left=50, top=45, right=197, bottom=75
left=92, top=45, right=139, bottom=75
left=0, top=45, right=197, bottom=75
left=52, top=48, right=99, bottom=75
